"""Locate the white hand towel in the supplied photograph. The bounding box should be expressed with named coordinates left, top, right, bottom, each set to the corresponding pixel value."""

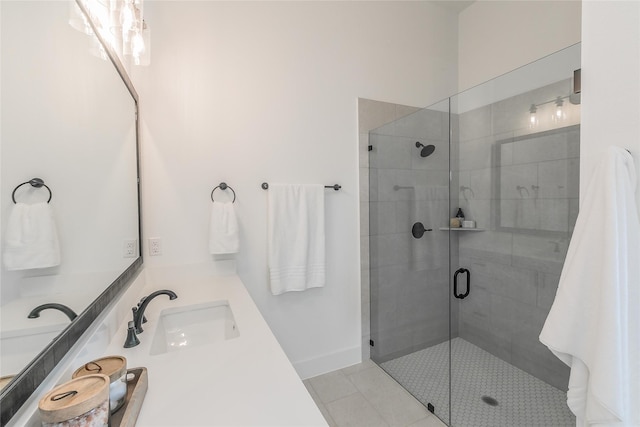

left=539, top=146, right=640, bottom=426
left=3, top=202, right=61, bottom=270
left=209, top=201, right=239, bottom=254
left=268, top=184, right=325, bottom=295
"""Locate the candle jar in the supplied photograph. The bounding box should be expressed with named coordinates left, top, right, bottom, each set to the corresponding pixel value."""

left=39, top=374, right=110, bottom=427
left=73, top=355, right=127, bottom=414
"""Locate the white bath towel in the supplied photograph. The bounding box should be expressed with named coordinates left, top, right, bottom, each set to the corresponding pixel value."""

left=268, top=184, right=325, bottom=295
left=209, top=201, right=239, bottom=254
left=3, top=202, right=61, bottom=270
left=539, top=146, right=640, bottom=426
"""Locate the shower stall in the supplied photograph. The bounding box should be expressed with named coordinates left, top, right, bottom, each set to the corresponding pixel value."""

left=367, top=44, right=581, bottom=426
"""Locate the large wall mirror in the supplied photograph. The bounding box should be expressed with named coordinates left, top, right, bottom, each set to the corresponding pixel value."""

left=494, top=125, right=580, bottom=236
left=0, top=1, right=142, bottom=421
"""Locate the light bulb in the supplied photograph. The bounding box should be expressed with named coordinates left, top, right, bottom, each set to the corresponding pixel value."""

left=133, top=20, right=151, bottom=66
left=120, top=0, right=135, bottom=34
left=529, top=104, right=538, bottom=128
left=552, top=96, right=564, bottom=122
left=131, top=30, right=145, bottom=64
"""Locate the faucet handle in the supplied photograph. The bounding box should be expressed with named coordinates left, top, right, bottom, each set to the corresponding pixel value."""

left=124, top=321, right=140, bottom=348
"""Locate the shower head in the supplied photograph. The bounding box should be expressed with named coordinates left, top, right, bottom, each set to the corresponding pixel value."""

left=415, top=142, right=436, bottom=158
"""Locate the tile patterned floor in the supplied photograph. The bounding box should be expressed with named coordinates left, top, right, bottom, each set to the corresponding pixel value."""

left=304, top=360, right=446, bottom=427
left=380, top=338, right=575, bottom=427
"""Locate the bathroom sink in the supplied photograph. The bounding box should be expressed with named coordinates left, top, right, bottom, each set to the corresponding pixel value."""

left=149, top=300, right=239, bottom=355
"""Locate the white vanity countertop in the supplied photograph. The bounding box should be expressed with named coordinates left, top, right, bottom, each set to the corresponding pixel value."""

left=106, top=275, right=327, bottom=426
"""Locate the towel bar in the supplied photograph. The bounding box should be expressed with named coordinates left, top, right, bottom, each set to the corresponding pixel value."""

left=211, top=182, right=236, bottom=203
left=12, top=178, right=52, bottom=204
left=261, top=182, right=341, bottom=191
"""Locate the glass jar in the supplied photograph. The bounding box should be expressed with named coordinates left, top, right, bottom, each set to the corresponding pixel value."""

left=39, top=374, right=110, bottom=427
left=72, top=355, right=127, bottom=413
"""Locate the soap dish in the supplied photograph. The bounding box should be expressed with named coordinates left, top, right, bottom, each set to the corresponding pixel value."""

left=111, top=367, right=148, bottom=427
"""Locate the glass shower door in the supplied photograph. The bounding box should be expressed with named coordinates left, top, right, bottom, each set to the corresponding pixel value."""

left=449, top=44, right=581, bottom=427
left=369, top=98, right=452, bottom=425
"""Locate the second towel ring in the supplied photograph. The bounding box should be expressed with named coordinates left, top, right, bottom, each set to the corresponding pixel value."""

left=12, top=178, right=52, bottom=204
left=211, top=182, right=236, bottom=203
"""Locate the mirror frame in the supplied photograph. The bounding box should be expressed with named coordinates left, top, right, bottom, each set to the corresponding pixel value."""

left=492, top=124, right=580, bottom=237
left=0, top=1, right=143, bottom=423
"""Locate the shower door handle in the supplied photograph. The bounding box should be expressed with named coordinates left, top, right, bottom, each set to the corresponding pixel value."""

left=454, top=268, right=470, bottom=299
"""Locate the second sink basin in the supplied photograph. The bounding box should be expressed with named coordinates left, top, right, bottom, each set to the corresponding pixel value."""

left=150, top=300, right=239, bottom=355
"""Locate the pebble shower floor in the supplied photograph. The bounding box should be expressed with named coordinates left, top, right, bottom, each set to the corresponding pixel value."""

left=380, top=338, right=575, bottom=427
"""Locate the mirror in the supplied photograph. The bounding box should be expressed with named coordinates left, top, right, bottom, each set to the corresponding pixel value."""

left=494, top=125, right=580, bottom=235
left=0, top=0, right=140, bottom=410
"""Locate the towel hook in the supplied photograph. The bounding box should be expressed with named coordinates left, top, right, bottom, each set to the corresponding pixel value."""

left=211, top=182, right=236, bottom=203
left=12, top=178, right=52, bottom=204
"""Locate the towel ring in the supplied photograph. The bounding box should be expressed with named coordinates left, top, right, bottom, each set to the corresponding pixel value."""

left=211, top=182, right=236, bottom=203
left=12, top=178, right=52, bottom=204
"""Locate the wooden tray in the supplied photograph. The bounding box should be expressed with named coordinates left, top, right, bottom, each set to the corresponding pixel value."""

left=111, top=367, right=148, bottom=427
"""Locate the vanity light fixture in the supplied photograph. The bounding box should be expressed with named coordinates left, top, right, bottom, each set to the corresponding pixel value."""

left=526, top=69, right=581, bottom=128
left=69, top=0, right=150, bottom=66
left=528, top=93, right=575, bottom=127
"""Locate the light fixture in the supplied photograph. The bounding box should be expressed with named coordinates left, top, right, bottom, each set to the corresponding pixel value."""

left=527, top=90, right=579, bottom=127
left=529, top=104, right=538, bottom=128
left=69, top=0, right=150, bottom=66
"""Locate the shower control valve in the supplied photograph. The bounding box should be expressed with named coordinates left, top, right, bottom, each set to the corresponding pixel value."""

left=411, top=222, right=432, bottom=239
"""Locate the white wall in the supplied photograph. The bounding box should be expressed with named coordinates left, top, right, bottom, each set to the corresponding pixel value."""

left=580, top=4, right=640, bottom=423
left=458, top=0, right=582, bottom=92
left=132, top=1, right=459, bottom=377
left=581, top=1, right=640, bottom=209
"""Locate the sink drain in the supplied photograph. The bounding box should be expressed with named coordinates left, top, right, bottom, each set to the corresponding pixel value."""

left=481, top=396, right=499, bottom=406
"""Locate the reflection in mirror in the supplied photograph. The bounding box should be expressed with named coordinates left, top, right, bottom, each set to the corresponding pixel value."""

left=495, top=125, right=580, bottom=236
left=0, top=0, right=139, bottom=398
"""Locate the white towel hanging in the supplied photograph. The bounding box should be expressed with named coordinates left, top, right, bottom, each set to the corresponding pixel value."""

left=267, top=184, right=325, bottom=295
left=209, top=201, right=239, bottom=255
left=3, top=202, right=61, bottom=270
left=539, top=146, right=640, bottom=426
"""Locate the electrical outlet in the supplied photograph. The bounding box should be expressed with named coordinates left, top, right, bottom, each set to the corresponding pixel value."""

left=148, top=237, right=162, bottom=256
left=123, top=239, right=137, bottom=258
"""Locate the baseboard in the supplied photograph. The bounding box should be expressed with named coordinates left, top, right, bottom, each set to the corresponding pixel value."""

left=293, top=345, right=362, bottom=380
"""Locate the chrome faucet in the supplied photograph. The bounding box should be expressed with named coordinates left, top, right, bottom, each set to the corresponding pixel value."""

left=132, top=290, right=178, bottom=334
left=28, top=303, right=78, bottom=321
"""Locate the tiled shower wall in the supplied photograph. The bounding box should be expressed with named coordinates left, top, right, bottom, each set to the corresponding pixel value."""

left=454, top=78, right=580, bottom=390
left=360, top=99, right=457, bottom=363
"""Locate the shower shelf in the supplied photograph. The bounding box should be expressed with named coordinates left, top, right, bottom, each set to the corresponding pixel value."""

left=439, top=227, right=485, bottom=232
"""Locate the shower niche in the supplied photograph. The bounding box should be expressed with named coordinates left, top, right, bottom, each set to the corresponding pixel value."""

left=367, top=44, right=581, bottom=427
